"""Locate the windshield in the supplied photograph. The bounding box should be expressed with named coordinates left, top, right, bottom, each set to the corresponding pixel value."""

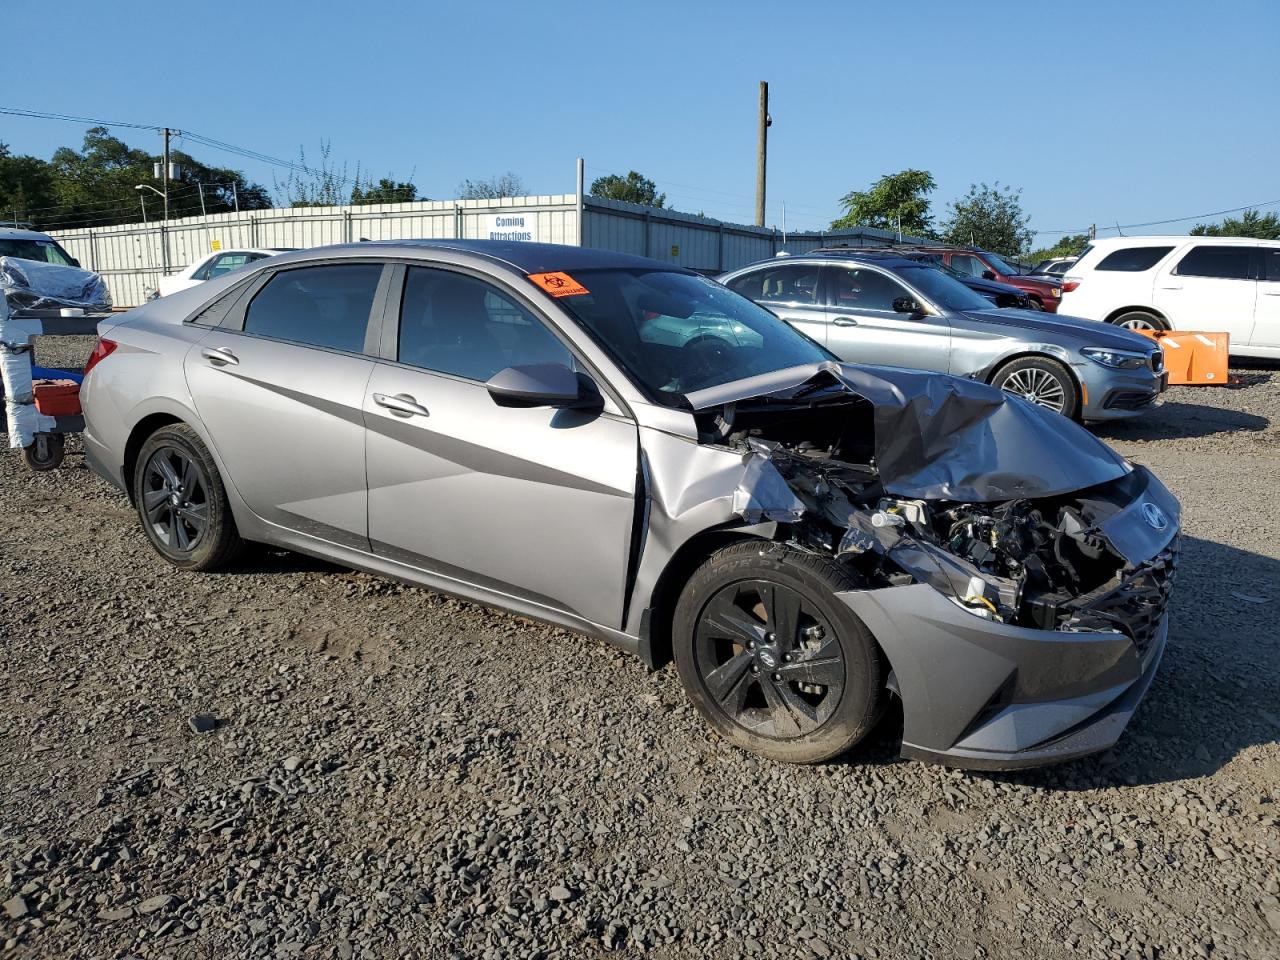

left=0, top=238, right=75, bottom=266
left=981, top=251, right=1021, bottom=276
left=895, top=264, right=994, bottom=312
left=549, top=269, right=835, bottom=407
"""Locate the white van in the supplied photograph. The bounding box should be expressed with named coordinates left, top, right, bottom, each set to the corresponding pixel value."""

left=1060, top=236, right=1280, bottom=358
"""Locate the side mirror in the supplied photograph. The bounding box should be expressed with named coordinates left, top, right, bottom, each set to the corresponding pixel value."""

left=69, top=258, right=81, bottom=268
left=892, top=296, right=922, bottom=315
left=485, top=363, right=599, bottom=409
left=981, top=270, right=997, bottom=281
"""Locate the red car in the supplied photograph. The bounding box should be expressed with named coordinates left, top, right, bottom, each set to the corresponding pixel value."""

left=906, top=247, right=1064, bottom=312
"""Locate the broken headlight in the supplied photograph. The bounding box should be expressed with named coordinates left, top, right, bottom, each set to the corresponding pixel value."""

left=1081, top=347, right=1150, bottom=369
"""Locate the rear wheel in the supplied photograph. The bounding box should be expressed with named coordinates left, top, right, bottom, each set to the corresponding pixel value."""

left=673, top=541, right=886, bottom=763
left=1111, top=310, right=1166, bottom=332
left=1025, top=297, right=1044, bottom=311
left=991, top=356, right=1079, bottom=418
left=132, top=423, right=243, bottom=570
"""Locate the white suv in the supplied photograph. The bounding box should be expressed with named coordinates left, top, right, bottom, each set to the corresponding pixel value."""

left=1060, top=236, right=1280, bottom=358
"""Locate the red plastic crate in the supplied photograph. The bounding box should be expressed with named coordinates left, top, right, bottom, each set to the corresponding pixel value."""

left=32, top=379, right=82, bottom=417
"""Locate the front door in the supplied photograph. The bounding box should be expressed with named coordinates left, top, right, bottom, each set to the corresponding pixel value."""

left=823, top=264, right=951, bottom=371
left=364, top=265, right=639, bottom=629
left=1152, top=244, right=1257, bottom=344
left=184, top=261, right=384, bottom=548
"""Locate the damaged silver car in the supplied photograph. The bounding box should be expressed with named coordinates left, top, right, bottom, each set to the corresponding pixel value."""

left=80, top=241, right=1180, bottom=770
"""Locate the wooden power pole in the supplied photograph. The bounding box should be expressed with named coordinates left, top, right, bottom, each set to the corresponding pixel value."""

left=755, top=81, right=770, bottom=227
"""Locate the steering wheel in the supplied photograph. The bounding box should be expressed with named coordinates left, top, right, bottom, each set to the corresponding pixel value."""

left=680, top=335, right=734, bottom=388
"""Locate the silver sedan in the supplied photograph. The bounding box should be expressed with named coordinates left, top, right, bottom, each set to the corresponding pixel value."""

left=80, top=241, right=1179, bottom=770
left=719, top=252, right=1168, bottom=422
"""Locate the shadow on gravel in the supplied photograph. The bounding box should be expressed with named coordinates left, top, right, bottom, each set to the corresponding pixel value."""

left=1094, top=399, right=1269, bottom=442
left=220, top=546, right=345, bottom=576
left=978, top=535, right=1280, bottom=792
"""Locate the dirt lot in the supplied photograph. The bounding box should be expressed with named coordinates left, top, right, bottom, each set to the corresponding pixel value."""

left=2, top=340, right=1279, bottom=960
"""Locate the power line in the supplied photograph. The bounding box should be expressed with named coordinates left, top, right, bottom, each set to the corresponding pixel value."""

left=1037, top=198, right=1280, bottom=237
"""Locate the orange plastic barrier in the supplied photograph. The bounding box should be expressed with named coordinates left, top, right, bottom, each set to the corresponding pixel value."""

left=1135, top=330, right=1230, bottom=385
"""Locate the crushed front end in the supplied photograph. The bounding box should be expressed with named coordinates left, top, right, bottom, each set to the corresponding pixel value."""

left=697, top=362, right=1181, bottom=770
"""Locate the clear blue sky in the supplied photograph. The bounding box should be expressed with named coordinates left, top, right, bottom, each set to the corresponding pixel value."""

left=6, top=0, right=1277, bottom=246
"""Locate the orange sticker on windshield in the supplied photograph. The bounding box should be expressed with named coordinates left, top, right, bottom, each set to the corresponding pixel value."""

left=528, top=272, right=589, bottom=297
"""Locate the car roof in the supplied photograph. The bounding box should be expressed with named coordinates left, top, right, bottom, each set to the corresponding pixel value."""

left=775, top=249, right=935, bottom=270
left=1085, top=234, right=1280, bottom=248
left=0, top=228, right=57, bottom=241
left=360, top=239, right=692, bottom=274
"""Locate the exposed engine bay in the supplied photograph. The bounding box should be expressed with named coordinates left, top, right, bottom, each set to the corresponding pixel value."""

left=704, top=382, right=1178, bottom=642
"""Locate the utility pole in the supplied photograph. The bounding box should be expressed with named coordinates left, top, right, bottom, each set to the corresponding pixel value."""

left=197, top=182, right=207, bottom=216
left=1089, top=223, right=1096, bottom=240
left=755, top=81, right=770, bottom=228
left=231, top=182, right=240, bottom=213
left=162, top=128, right=171, bottom=223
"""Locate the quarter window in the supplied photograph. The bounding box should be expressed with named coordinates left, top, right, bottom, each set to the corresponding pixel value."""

left=831, top=268, right=911, bottom=312
left=726, top=264, right=821, bottom=305
left=1174, top=245, right=1253, bottom=280
left=1095, top=246, right=1173, bottom=272
left=397, top=267, right=573, bottom=381
left=242, top=263, right=382, bottom=353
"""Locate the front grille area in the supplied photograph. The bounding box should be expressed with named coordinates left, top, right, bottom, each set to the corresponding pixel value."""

left=1064, top=538, right=1179, bottom=656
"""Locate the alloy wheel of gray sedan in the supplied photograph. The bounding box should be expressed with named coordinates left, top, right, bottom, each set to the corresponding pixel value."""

left=693, top=579, right=845, bottom=739
left=999, top=367, right=1068, bottom=412
left=142, top=446, right=210, bottom=552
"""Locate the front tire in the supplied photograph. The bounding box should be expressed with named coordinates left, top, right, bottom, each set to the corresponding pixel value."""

left=673, top=541, right=886, bottom=764
left=991, top=356, right=1079, bottom=418
left=132, top=423, right=243, bottom=571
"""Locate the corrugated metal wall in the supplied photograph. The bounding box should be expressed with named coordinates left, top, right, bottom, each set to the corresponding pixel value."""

left=48, top=192, right=931, bottom=306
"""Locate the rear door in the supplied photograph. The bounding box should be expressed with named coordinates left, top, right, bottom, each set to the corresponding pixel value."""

left=1152, top=244, right=1257, bottom=343
left=1254, top=246, right=1280, bottom=346
left=823, top=263, right=951, bottom=371
left=363, top=264, right=638, bottom=628
left=184, top=260, right=387, bottom=548
left=723, top=262, right=828, bottom=344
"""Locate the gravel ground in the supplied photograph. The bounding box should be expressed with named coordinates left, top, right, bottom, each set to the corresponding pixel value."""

left=1, top=338, right=1278, bottom=959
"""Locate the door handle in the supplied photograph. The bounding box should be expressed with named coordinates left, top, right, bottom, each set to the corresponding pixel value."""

left=1159, top=286, right=1182, bottom=291
left=373, top=392, right=429, bottom=418
left=1265, top=291, right=1280, bottom=296
left=831, top=316, right=859, bottom=327
left=201, top=346, right=239, bottom=366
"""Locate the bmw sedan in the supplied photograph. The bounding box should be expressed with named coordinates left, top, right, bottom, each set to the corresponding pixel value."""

left=80, top=241, right=1180, bottom=769
left=719, top=251, right=1168, bottom=421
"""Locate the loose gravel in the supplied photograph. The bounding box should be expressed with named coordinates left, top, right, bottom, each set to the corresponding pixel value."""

left=1, top=339, right=1278, bottom=959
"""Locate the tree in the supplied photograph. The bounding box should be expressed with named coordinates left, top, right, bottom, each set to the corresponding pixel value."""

left=1191, top=208, right=1280, bottom=240
left=589, top=171, right=664, bottom=208
left=942, top=182, right=1034, bottom=256
left=1024, top=232, right=1091, bottom=266
left=456, top=173, right=524, bottom=200
left=351, top=177, right=420, bottom=204
left=831, top=169, right=935, bottom=235
left=0, top=144, right=57, bottom=226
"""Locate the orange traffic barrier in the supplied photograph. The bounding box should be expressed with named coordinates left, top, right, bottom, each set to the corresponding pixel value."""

left=1135, top=330, right=1230, bottom=385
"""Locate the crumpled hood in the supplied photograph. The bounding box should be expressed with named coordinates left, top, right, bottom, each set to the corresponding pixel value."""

left=687, top=361, right=1130, bottom=502
left=961, top=307, right=1158, bottom=351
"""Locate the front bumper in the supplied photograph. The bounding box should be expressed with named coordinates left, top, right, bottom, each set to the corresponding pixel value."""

left=839, top=583, right=1169, bottom=771
left=1075, top=361, right=1166, bottom=421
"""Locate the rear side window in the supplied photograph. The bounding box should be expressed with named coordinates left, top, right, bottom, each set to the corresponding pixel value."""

left=1094, top=247, right=1173, bottom=271
left=243, top=263, right=382, bottom=352
left=726, top=264, right=821, bottom=304
left=397, top=267, right=573, bottom=381
left=1174, top=245, right=1253, bottom=280
left=1263, top=248, right=1280, bottom=282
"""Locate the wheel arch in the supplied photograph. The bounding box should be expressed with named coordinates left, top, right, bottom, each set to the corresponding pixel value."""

left=1104, top=305, right=1169, bottom=329
left=122, top=412, right=186, bottom=504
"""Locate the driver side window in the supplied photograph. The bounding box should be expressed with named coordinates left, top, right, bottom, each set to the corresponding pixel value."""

left=831, top=267, right=911, bottom=313
left=397, top=267, right=574, bottom=381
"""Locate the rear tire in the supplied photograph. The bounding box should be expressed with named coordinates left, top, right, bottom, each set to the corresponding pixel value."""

left=1111, top=310, right=1167, bottom=332
left=132, top=423, right=243, bottom=571
left=991, top=355, right=1079, bottom=418
left=1025, top=297, right=1044, bottom=311
left=673, top=541, right=886, bottom=764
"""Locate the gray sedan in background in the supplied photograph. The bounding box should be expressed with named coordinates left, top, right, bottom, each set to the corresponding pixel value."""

left=719, top=251, right=1167, bottom=421
left=79, top=240, right=1179, bottom=770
